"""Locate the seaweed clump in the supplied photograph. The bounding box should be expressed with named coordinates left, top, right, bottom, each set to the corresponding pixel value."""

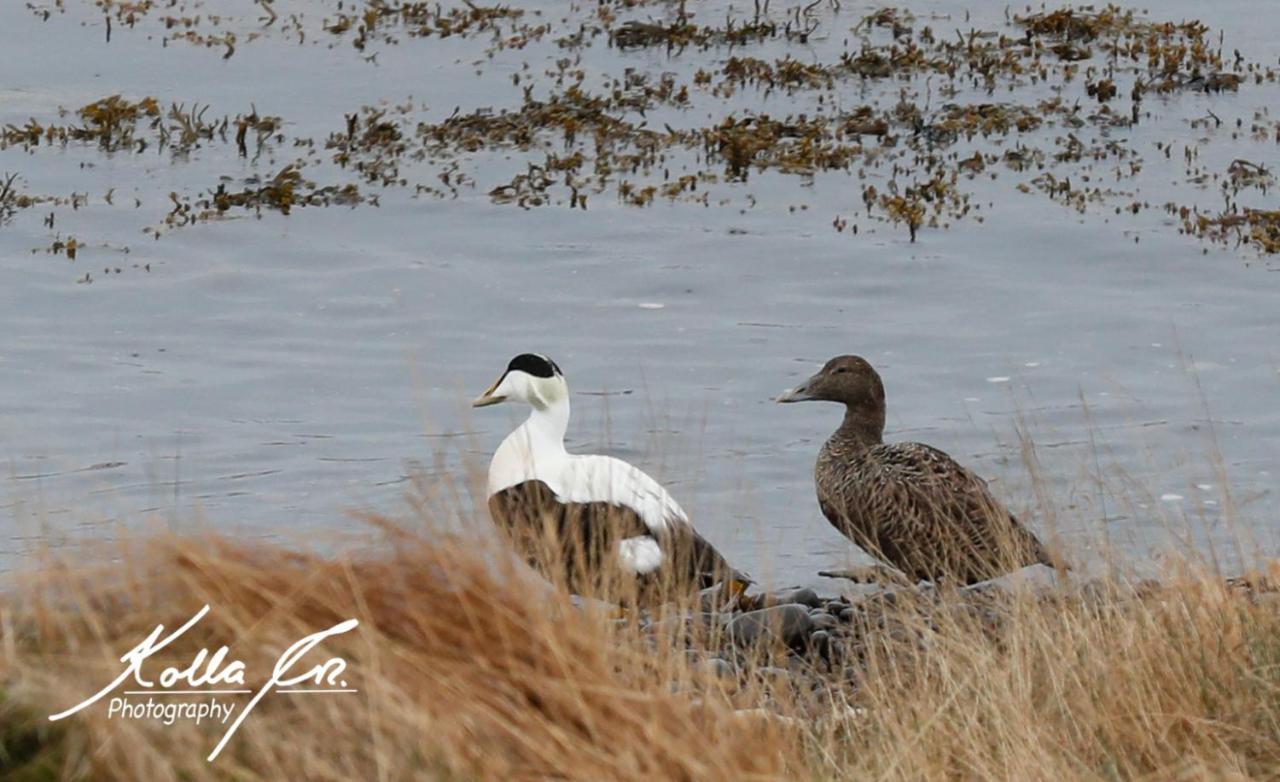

left=160, top=165, right=366, bottom=230
left=327, top=2, right=537, bottom=52
left=1181, top=207, right=1280, bottom=254
left=0, top=173, right=49, bottom=225
left=1016, top=5, right=1241, bottom=94
left=328, top=106, right=412, bottom=187
left=13, top=2, right=1280, bottom=255
left=607, top=0, right=783, bottom=50
left=1, top=96, right=282, bottom=160
left=206, top=166, right=364, bottom=214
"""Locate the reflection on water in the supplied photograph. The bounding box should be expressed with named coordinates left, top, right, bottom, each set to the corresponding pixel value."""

left=1, top=0, right=1277, bottom=586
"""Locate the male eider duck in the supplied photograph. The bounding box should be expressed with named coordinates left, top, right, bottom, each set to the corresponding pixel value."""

left=776, top=355, right=1058, bottom=586
left=473, top=353, right=751, bottom=606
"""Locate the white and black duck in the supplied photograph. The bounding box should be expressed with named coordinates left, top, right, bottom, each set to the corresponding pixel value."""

left=473, top=353, right=751, bottom=606
left=777, top=355, right=1060, bottom=586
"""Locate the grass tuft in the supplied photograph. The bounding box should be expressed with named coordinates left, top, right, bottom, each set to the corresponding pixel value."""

left=3, top=519, right=1280, bottom=780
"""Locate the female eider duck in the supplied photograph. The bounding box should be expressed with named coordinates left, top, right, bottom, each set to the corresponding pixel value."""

left=473, top=353, right=751, bottom=606
left=777, top=355, right=1058, bottom=586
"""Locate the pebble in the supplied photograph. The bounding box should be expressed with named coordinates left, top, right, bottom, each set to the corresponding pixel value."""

left=760, top=665, right=813, bottom=697
left=808, top=611, right=839, bottom=631
left=870, top=590, right=899, bottom=609
left=676, top=577, right=1272, bottom=703
left=699, top=657, right=737, bottom=680
left=726, top=603, right=813, bottom=648
left=760, top=587, right=823, bottom=609
left=648, top=612, right=722, bottom=637
left=756, top=665, right=793, bottom=681
left=809, top=629, right=832, bottom=658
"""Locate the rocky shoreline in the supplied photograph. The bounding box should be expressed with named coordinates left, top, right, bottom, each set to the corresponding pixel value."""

left=631, top=575, right=1278, bottom=712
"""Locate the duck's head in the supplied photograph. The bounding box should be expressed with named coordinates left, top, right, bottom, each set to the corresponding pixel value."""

left=775, top=354, right=885, bottom=411
left=472, top=353, right=568, bottom=410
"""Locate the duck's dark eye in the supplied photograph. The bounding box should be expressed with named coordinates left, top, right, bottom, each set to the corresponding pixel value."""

left=835, top=367, right=848, bottom=374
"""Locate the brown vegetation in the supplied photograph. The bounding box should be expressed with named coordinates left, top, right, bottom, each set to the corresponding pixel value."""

left=3, top=516, right=1280, bottom=781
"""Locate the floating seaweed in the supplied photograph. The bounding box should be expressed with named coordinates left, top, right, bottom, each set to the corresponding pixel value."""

left=1225, top=159, right=1274, bottom=195
left=206, top=166, right=363, bottom=215
left=14, top=2, right=1280, bottom=255
left=325, top=1, right=535, bottom=52
left=1181, top=207, right=1280, bottom=254
left=609, top=13, right=778, bottom=50
left=71, top=95, right=162, bottom=151
left=157, top=165, right=366, bottom=232
left=0, top=173, right=50, bottom=225
left=46, top=234, right=80, bottom=260
left=328, top=105, right=412, bottom=186
left=235, top=107, right=283, bottom=158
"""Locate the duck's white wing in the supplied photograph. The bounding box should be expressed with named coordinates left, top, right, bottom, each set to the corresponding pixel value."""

left=492, top=452, right=746, bottom=586
left=558, top=454, right=689, bottom=533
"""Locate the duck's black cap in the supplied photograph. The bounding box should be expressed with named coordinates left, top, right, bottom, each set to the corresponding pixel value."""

left=507, top=353, right=562, bottom=379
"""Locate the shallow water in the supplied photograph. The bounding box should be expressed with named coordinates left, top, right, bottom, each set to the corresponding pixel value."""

left=2, top=0, right=1277, bottom=587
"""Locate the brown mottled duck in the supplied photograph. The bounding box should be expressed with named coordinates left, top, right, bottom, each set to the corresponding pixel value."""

left=776, top=355, right=1058, bottom=586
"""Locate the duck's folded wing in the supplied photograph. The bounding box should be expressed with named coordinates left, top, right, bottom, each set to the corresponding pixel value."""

left=560, top=455, right=748, bottom=586
left=559, top=455, right=690, bottom=532
left=861, top=443, right=1049, bottom=578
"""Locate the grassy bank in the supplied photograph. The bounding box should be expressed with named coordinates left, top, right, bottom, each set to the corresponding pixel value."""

left=2, top=521, right=1279, bottom=781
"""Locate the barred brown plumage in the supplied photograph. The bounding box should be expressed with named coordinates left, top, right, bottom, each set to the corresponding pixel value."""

left=778, top=355, right=1058, bottom=585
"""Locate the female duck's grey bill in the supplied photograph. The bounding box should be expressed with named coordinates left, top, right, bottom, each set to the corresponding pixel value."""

left=775, top=383, right=815, bottom=403
left=777, top=369, right=826, bottom=403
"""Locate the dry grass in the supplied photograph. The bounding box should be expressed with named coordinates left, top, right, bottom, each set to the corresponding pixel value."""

left=2, top=515, right=1280, bottom=781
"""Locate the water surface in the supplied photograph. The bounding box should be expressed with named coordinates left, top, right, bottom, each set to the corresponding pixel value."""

left=2, top=0, right=1278, bottom=586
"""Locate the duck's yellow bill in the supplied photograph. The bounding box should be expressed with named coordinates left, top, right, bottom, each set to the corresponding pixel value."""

left=471, top=374, right=507, bottom=407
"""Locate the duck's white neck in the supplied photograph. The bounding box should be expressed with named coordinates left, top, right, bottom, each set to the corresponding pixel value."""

left=488, top=396, right=571, bottom=495
left=521, top=396, right=570, bottom=454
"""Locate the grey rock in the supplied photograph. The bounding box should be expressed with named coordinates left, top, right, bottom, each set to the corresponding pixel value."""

left=809, top=629, right=832, bottom=656
left=691, top=611, right=727, bottom=628
left=766, top=587, right=823, bottom=608
left=700, top=657, right=737, bottom=680
left=808, top=611, right=839, bottom=631
left=822, top=634, right=849, bottom=666
left=785, top=656, right=814, bottom=674
left=700, top=585, right=746, bottom=613
left=745, top=666, right=806, bottom=699
left=648, top=612, right=722, bottom=639
left=756, top=665, right=792, bottom=679
left=645, top=616, right=687, bottom=638
left=886, top=625, right=915, bottom=644
left=726, top=603, right=813, bottom=648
